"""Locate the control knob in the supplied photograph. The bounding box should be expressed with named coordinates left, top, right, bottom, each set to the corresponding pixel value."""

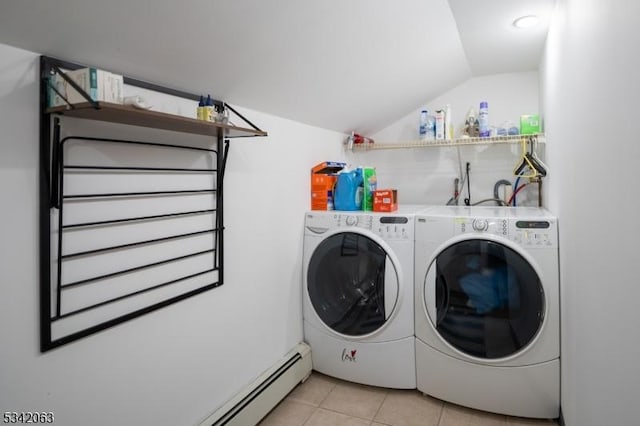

left=472, top=219, right=488, bottom=231
left=345, top=215, right=358, bottom=226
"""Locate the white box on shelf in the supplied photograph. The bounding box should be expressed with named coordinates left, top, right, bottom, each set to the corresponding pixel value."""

left=48, top=67, right=124, bottom=107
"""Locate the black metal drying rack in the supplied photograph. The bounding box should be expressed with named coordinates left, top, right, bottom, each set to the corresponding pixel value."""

left=39, top=56, right=266, bottom=352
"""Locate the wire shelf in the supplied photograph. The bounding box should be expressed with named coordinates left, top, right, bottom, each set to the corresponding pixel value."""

left=348, top=134, right=545, bottom=151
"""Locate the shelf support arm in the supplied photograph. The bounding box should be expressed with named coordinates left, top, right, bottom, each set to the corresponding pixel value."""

left=224, top=102, right=264, bottom=133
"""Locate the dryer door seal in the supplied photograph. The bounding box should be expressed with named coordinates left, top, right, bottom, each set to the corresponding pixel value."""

left=307, top=232, right=397, bottom=337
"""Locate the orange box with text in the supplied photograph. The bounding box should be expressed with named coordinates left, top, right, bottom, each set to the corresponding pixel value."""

left=311, top=161, right=346, bottom=210
left=373, top=189, right=398, bottom=212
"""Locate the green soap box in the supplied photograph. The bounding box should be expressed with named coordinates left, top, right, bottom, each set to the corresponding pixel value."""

left=520, top=114, right=540, bottom=135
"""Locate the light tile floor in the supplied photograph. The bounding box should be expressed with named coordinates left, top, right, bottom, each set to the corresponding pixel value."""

left=259, top=372, right=558, bottom=426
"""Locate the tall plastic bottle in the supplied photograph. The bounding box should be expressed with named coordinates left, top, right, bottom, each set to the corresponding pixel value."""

left=426, top=111, right=435, bottom=140
left=197, top=95, right=205, bottom=120
left=445, top=104, right=453, bottom=140
left=419, top=110, right=428, bottom=140
left=435, top=110, right=445, bottom=140
left=479, top=101, right=490, bottom=137
left=419, top=110, right=434, bottom=140
left=204, top=95, right=214, bottom=122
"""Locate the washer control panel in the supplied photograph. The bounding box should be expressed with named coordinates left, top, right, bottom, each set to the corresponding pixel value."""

left=455, top=217, right=508, bottom=237
left=376, top=216, right=412, bottom=240
left=452, top=216, right=558, bottom=248
left=305, top=213, right=413, bottom=240
left=337, top=214, right=412, bottom=240
left=336, top=214, right=373, bottom=230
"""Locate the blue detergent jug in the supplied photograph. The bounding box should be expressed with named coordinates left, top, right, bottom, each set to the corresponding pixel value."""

left=334, top=169, right=363, bottom=211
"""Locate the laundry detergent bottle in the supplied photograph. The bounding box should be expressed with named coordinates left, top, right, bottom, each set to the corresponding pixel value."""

left=333, top=169, right=363, bottom=211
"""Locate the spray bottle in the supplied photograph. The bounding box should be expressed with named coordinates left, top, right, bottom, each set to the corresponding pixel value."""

left=479, top=101, right=490, bottom=137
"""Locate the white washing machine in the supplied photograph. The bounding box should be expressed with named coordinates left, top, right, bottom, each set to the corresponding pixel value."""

left=414, top=206, right=559, bottom=418
left=303, top=207, right=421, bottom=388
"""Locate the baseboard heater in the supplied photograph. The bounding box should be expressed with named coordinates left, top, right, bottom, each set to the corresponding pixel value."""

left=199, top=342, right=312, bottom=426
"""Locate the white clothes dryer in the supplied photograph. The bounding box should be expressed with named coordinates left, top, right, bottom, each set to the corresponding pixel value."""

left=303, top=207, right=421, bottom=388
left=414, top=206, right=559, bottom=418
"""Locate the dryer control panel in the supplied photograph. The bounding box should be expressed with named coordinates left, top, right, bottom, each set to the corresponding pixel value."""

left=510, top=219, right=558, bottom=248
left=452, top=216, right=558, bottom=248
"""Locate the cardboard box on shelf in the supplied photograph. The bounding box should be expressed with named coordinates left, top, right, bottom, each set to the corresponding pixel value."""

left=520, top=114, right=540, bottom=135
left=373, top=189, right=398, bottom=212
left=310, top=161, right=346, bottom=210
left=48, top=67, right=124, bottom=107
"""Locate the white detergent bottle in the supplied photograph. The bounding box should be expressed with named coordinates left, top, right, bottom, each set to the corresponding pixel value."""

left=419, top=110, right=428, bottom=141
left=445, top=104, right=453, bottom=140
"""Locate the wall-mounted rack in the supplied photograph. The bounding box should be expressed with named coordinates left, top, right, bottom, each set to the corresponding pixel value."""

left=347, top=133, right=545, bottom=151
left=39, top=55, right=267, bottom=352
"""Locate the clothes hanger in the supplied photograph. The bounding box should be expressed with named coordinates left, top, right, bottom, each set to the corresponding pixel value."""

left=530, top=135, right=549, bottom=176
left=513, top=136, right=547, bottom=178
left=526, top=136, right=547, bottom=177
left=513, top=137, right=539, bottom=178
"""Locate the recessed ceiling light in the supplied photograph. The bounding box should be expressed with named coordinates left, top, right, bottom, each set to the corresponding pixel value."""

left=513, top=15, right=539, bottom=29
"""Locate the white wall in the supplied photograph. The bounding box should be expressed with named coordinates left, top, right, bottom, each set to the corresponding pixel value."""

left=541, top=1, right=640, bottom=425
left=365, top=72, right=541, bottom=206
left=0, top=43, right=345, bottom=426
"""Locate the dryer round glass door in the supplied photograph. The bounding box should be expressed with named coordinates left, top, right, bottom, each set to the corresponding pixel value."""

left=307, top=232, right=399, bottom=336
left=424, top=239, right=544, bottom=359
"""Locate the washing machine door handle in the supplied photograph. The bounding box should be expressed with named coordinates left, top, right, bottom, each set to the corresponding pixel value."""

left=424, top=263, right=438, bottom=325
left=383, top=255, right=399, bottom=320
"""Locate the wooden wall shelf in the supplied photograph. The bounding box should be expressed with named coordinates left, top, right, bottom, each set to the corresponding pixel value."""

left=47, top=102, right=268, bottom=138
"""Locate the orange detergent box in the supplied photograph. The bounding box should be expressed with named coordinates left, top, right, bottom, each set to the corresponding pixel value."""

left=311, top=161, right=346, bottom=210
left=373, top=189, right=398, bottom=212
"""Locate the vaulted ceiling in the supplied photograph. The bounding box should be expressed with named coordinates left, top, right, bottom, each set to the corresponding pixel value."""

left=0, top=0, right=555, bottom=134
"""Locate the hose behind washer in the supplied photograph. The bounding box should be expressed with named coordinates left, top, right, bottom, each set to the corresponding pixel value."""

left=493, top=179, right=513, bottom=206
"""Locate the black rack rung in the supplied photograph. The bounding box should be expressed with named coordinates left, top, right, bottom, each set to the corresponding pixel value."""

left=62, top=208, right=216, bottom=229
left=61, top=228, right=217, bottom=260
left=61, top=135, right=218, bottom=154
left=64, top=165, right=217, bottom=173
left=64, top=189, right=215, bottom=200
left=45, top=280, right=224, bottom=351
left=53, top=268, right=219, bottom=321
left=61, top=249, right=216, bottom=289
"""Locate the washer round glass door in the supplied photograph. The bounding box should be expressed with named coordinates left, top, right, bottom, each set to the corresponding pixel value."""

left=307, top=231, right=399, bottom=337
left=424, top=238, right=544, bottom=359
